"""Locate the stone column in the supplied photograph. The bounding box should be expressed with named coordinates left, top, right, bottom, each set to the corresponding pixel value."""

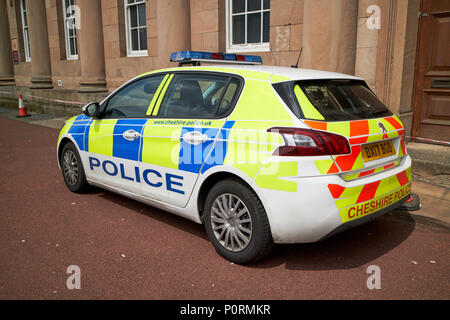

left=0, top=0, right=14, bottom=85
left=156, top=0, right=190, bottom=69
left=78, top=0, right=107, bottom=92
left=27, top=0, right=53, bottom=88
left=302, top=0, right=358, bottom=75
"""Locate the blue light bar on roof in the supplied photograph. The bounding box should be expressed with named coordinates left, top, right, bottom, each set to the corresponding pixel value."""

left=170, top=51, right=262, bottom=65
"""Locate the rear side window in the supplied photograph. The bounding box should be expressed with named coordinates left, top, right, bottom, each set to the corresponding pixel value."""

left=274, top=80, right=392, bottom=121
left=157, top=73, right=241, bottom=119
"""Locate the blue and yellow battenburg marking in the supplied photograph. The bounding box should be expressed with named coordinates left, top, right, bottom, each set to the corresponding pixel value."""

left=64, top=114, right=92, bottom=151
left=62, top=116, right=236, bottom=174
left=60, top=116, right=301, bottom=194
left=113, top=119, right=147, bottom=161
left=179, top=121, right=235, bottom=174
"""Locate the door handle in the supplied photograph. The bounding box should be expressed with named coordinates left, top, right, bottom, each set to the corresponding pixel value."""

left=182, top=131, right=208, bottom=145
left=122, top=129, right=140, bottom=141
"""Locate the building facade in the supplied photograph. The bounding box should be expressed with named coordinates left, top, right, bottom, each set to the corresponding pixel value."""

left=0, top=0, right=449, bottom=143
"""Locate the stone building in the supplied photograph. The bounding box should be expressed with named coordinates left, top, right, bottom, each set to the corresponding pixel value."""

left=0, top=0, right=448, bottom=143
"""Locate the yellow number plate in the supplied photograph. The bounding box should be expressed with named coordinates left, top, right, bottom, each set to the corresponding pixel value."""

left=362, top=140, right=396, bottom=162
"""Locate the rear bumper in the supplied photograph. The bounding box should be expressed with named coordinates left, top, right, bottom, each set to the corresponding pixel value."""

left=255, top=155, right=412, bottom=244
left=318, top=199, right=403, bottom=241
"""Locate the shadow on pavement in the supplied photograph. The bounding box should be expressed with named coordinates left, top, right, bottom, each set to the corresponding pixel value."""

left=94, top=188, right=421, bottom=271
left=98, top=189, right=209, bottom=242
left=253, top=211, right=417, bottom=270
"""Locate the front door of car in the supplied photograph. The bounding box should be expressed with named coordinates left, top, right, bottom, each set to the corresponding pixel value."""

left=140, top=72, right=241, bottom=207
left=82, top=74, right=166, bottom=195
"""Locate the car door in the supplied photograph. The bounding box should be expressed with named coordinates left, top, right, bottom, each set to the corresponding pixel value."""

left=82, top=74, right=166, bottom=195
left=140, top=72, right=242, bottom=207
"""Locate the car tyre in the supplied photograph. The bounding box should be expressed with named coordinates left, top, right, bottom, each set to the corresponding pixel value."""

left=60, top=141, right=89, bottom=193
left=204, top=179, right=273, bottom=264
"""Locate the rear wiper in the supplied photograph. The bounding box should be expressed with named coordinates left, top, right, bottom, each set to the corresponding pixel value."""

left=367, top=109, right=387, bottom=117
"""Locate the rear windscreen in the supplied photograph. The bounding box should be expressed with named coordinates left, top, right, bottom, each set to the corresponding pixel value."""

left=273, top=80, right=392, bottom=121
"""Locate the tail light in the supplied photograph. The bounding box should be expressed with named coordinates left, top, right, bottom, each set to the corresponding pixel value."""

left=267, top=127, right=351, bottom=156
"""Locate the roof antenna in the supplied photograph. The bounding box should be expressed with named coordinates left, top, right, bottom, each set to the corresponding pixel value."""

left=291, top=47, right=303, bottom=69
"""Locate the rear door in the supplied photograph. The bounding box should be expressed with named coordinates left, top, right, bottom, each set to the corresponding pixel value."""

left=140, top=72, right=242, bottom=207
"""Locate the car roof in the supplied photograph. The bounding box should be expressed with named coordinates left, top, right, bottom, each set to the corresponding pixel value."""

left=141, top=65, right=364, bottom=82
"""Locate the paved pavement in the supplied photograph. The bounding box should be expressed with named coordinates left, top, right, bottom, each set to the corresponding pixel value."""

left=407, top=142, right=450, bottom=189
left=0, top=106, right=69, bottom=130
left=0, top=116, right=449, bottom=299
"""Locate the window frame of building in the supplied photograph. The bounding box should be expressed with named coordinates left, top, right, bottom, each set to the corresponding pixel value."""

left=20, top=0, right=31, bottom=62
left=124, top=0, right=148, bottom=57
left=226, top=0, right=271, bottom=53
left=62, top=0, right=78, bottom=60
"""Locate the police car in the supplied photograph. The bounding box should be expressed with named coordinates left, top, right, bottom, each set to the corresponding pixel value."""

left=57, top=51, right=412, bottom=264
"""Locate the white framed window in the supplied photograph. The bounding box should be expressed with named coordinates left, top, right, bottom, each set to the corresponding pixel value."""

left=124, top=0, right=148, bottom=57
left=62, top=0, right=78, bottom=60
left=20, top=0, right=31, bottom=62
left=226, top=0, right=270, bottom=53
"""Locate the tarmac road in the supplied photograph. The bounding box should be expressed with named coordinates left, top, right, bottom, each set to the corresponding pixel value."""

left=0, top=116, right=448, bottom=300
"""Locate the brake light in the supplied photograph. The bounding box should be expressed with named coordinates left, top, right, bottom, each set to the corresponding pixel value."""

left=267, top=127, right=351, bottom=156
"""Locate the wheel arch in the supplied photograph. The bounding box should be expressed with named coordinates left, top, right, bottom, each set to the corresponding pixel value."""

left=57, top=136, right=76, bottom=166
left=196, top=171, right=260, bottom=221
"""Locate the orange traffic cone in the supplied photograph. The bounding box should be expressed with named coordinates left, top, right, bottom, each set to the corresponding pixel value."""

left=16, top=93, right=30, bottom=117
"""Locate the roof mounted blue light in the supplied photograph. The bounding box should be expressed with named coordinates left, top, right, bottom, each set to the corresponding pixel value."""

left=170, top=51, right=262, bottom=66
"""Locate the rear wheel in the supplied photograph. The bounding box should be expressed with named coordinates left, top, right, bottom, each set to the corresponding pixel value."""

left=204, top=179, right=273, bottom=264
left=60, top=142, right=89, bottom=193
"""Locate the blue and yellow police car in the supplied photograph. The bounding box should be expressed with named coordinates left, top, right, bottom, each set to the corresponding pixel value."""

left=57, top=51, right=412, bottom=263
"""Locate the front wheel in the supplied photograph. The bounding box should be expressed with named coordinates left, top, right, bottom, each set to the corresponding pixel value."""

left=60, top=141, right=89, bottom=193
left=204, top=179, right=273, bottom=264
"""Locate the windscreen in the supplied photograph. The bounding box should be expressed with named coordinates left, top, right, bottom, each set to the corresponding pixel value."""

left=274, top=80, right=393, bottom=121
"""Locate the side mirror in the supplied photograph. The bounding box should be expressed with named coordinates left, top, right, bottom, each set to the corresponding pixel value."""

left=82, top=102, right=101, bottom=118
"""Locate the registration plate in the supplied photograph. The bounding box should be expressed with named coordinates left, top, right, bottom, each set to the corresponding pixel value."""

left=362, top=140, right=396, bottom=162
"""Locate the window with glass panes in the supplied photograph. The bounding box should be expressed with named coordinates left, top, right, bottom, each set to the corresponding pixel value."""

left=62, top=0, right=78, bottom=59
left=20, top=0, right=31, bottom=62
left=124, top=0, right=148, bottom=56
left=228, top=0, right=270, bottom=52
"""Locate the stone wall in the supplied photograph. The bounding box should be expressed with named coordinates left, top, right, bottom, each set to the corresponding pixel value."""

left=101, top=0, right=157, bottom=91
left=46, top=0, right=81, bottom=90
left=0, top=0, right=422, bottom=133
left=355, top=0, right=382, bottom=92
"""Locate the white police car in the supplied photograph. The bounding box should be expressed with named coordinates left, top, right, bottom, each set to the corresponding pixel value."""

left=57, top=51, right=412, bottom=263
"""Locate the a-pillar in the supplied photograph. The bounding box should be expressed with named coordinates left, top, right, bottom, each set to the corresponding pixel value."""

left=27, top=0, right=53, bottom=88
left=302, top=0, right=358, bottom=74
left=78, top=0, right=107, bottom=93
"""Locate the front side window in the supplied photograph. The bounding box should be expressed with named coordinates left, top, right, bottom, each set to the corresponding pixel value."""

left=103, top=75, right=164, bottom=119
left=124, top=0, right=148, bottom=57
left=157, top=73, right=241, bottom=119
left=20, top=0, right=31, bottom=62
left=62, top=0, right=78, bottom=60
left=227, top=0, right=270, bottom=53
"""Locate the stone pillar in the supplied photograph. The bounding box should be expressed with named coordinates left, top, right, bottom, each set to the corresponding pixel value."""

left=78, top=0, right=107, bottom=92
left=0, top=0, right=14, bottom=85
left=27, top=0, right=53, bottom=88
left=156, top=0, right=190, bottom=69
left=302, top=0, right=358, bottom=74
